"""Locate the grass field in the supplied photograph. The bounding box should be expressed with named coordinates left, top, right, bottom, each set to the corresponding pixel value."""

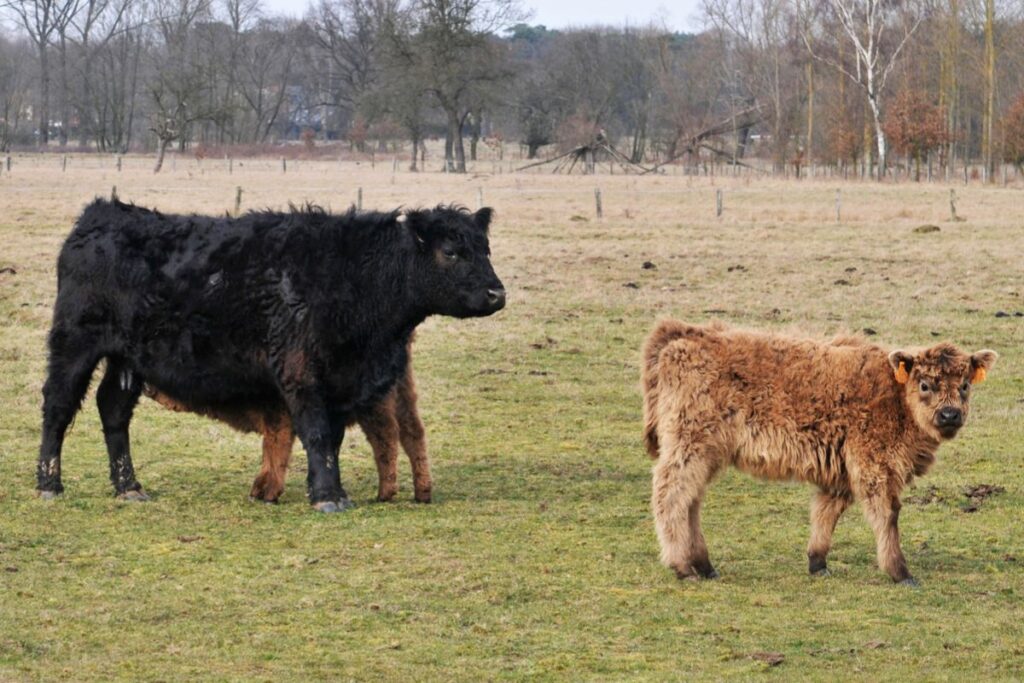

left=1, top=154, right=1022, bottom=681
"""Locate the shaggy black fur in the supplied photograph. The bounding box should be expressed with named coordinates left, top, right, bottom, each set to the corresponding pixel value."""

left=37, top=199, right=505, bottom=510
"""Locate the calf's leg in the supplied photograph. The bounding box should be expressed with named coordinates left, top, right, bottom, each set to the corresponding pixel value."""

left=356, top=394, right=401, bottom=503
left=394, top=370, right=430, bottom=503
left=96, top=358, right=146, bottom=499
left=807, top=491, right=852, bottom=575
left=652, top=443, right=718, bottom=580
left=250, top=418, right=295, bottom=503
left=862, top=493, right=914, bottom=585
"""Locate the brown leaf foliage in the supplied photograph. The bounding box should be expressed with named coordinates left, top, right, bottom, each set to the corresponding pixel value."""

left=883, top=90, right=948, bottom=159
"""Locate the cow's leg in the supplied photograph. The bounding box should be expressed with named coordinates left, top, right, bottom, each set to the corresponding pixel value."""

left=96, top=358, right=146, bottom=499
left=395, top=370, right=430, bottom=503
left=862, top=493, right=915, bottom=585
left=37, top=330, right=102, bottom=497
left=288, top=394, right=351, bottom=512
left=652, top=444, right=719, bottom=580
left=250, top=418, right=295, bottom=503
left=807, top=490, right=852, bottom=575
left=357, top=395, right=401, bottom=503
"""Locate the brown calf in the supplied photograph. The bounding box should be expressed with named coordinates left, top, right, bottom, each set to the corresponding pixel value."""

left=146, top=348, right=431, bottom=504
left=642, top=320, right=997, bottom=585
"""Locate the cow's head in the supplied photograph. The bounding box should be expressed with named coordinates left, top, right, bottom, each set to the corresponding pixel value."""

left=888, top=343, right=997, bottom=440
left=402, top=206, right=505, bottom=318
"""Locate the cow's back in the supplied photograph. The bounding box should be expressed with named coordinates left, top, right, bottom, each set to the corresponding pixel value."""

left=54, top=199, right=281, bottom=406
left=650, top=322, right=902, bottom=488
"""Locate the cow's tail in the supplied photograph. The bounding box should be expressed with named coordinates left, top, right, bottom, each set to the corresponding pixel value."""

left=641, top=319, right=724, bottom=458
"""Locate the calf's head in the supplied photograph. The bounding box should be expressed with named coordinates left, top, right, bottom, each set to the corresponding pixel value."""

left=402, top=206, right=505, bottom=318
left=889, top=343, right=997, bottom=440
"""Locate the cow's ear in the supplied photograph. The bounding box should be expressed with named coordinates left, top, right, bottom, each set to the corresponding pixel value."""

left=399, top=211, right=429, bottom=250
left=473, top=207, right=493, bottom=233
left=970, top=349, right=997, bottom=384
left=888, top=350, right=914, bottom=384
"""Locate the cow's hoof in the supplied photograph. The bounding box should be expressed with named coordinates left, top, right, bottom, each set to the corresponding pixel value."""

left=312, top=499, right=354, bottom=513
left=36, top=490, right=61, bottom=501
left=898, top=577, right=921, bottom=588
left=811, top=567, right=832, bottom=577
left=414, top=492, right=432, bottom=504
left=117, top=489, right=149, bottom=502
left=376, top=490, right=397, bottom=503
left=675, top=566, right=718, bottom=581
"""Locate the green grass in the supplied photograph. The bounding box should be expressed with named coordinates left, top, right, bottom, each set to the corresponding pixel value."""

left=1, top=160, right=1022, bottom=680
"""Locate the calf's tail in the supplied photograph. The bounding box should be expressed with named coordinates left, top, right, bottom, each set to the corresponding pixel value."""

left=641, top=320, right=697, bottom=458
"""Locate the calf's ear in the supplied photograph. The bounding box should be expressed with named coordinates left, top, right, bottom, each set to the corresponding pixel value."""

left=473, top=207, right=493, bottom=233
left=888, top=350, right=914, bottom=384
left=399, top=211, right=429, bottom=250
left=970, top=349, right=997, bottom=384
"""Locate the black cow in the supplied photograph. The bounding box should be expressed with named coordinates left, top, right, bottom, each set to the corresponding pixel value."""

left=37, top=200, right=505, bottom=512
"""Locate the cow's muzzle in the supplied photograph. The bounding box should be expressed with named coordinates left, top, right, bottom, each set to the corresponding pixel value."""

left=935, top=407, right=963, bottom=437
left=487, top=288, right=506, bottom=310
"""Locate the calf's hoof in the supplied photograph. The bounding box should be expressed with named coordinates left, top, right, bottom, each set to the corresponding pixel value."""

left=414, top=492, right=432, bottom=504
left=249, top=495, right=279, bottom=505
left=376, top=488, right=398, bottom=503
left=117, top=489, right=150, bottom=502
left=811, top=567, right=832, bottom=577
left=36, top=490, right=61, bottom=501
left=675, top=565, right=719, bottom=581
left=312, top=499, right=355, bottom=513
left=898, top=577, right=921, bottom=588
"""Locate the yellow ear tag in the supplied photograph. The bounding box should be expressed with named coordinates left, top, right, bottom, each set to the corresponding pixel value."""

left=972, top=366, right=987, bottom=384
left=895, top=361, right=909, bottom=384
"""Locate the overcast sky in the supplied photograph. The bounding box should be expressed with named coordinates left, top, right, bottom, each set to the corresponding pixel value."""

left=261, top=0, right=704, bottom=32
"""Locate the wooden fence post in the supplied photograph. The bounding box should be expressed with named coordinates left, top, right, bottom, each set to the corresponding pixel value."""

left=594, top=187, right=603, bottom=218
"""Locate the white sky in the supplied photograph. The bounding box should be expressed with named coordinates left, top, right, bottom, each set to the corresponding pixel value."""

left=260, top=0, right=704, bottom=32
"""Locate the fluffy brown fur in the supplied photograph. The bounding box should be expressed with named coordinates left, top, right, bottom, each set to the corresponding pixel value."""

left=641, top=320, right=997, bottom=584
left=146, top=343, right=431, bottom=504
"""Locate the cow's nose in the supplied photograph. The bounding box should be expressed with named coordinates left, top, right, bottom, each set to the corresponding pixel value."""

left=487, top=288, right=506, bottom=308
left=937, top=407, right=963, bottom=426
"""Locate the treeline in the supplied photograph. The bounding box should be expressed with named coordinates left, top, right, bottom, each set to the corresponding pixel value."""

left=1, top=0, right=1024, bottom=177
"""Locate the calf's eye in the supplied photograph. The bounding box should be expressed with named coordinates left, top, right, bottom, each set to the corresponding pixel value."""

left=442, top=248, right=458, bottom=261
left=919, top=381, right=930, bottom=393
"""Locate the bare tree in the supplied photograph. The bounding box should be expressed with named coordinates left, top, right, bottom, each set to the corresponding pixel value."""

left=236, top=17, right=295, bottom=142
left=148, top=0, right=224, bottom=170
left=4, top=0, right=83, bottom=146
left=391, top=0, right=525, bottom=172
left=797, top=0, right=925, bottom=176
left=0, top=34, right=33, bottom=150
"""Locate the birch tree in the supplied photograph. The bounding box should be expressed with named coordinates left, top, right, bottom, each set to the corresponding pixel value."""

left=797, top=0, right=925, bottom=176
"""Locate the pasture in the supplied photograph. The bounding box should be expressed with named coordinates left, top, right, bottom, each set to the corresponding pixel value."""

left=0, top=155, right=1022, bottom=681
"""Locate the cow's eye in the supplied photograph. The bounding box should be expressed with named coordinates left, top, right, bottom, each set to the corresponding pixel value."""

left=442, top=247, right=458, bottom=261
left=919, top=381, right=931, bottom=393
left=960, top=380, right=970, bottom=392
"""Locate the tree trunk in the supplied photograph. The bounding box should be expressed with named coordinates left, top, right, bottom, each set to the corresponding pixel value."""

left=806, top=61, right=815, bottom=163
left=409, top=134, right=419, bottom=172
left=38, top=43, right=50, bottom=147
left=983, top=0, right=995, bottom=181
left=58, top=36, right=69, bottom=147
left=469, top=109, right=481, bottom=161
left=867, top=93, right=886, bottom=179
left=154, top=138, right=170, bottom=173
left=446, top=110, right=465, bottom=173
